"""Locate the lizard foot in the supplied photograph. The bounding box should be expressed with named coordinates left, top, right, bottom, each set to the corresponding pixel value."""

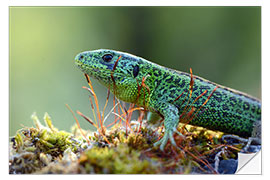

left=154, top=128, right=184, bottom=151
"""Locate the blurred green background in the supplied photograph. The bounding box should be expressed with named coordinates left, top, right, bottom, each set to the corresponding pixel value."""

left=9, top=7, right=261, bottom=136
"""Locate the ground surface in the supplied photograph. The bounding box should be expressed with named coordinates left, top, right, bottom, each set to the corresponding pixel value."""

left=9, top=112, right=259, bottom=174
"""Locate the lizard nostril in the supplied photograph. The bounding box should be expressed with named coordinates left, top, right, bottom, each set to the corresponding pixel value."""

left=79, top=55, right=84, bottom=60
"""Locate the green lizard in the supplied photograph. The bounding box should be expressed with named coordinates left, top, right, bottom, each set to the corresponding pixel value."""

left=75, top=49, right=261, bottom=151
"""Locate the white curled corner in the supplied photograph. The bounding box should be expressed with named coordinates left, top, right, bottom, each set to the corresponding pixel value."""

left=236, top=150, right=261, bottom=174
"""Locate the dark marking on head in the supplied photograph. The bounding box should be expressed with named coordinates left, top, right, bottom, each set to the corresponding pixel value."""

left=243, top=102, right=250, bottom=111
left=133, top=65, right=139, bottom=78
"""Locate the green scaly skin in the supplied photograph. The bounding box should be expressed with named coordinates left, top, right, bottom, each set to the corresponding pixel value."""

left=75, top=49, right=261, bottom=151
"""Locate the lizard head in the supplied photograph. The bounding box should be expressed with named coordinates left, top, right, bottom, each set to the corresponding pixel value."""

left=75, top=49, right=121, bottom=82
left=75, top=49, right=151, bottom=103
left=75, top=49, right=145, bottom=83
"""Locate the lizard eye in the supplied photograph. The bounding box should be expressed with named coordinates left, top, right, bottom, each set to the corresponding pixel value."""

left=133, top=65, right=139, bottom=78
left=102, top=54, right=113, bottom=62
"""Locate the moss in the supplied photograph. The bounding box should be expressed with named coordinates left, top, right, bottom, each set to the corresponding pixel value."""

left=9, top=113, right=87, bottom=174
left=10, top=112, right=247, bottom=174
left=79, top=144, right=159, bottom=174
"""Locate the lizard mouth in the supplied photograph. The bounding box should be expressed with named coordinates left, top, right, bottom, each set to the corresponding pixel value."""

left=75, top=60, right=100, bottom=74
left=75, top=59, right=83, bottom=67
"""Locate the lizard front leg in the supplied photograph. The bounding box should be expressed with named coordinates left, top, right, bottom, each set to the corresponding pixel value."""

left=150, top=101, right=183, bottom=151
